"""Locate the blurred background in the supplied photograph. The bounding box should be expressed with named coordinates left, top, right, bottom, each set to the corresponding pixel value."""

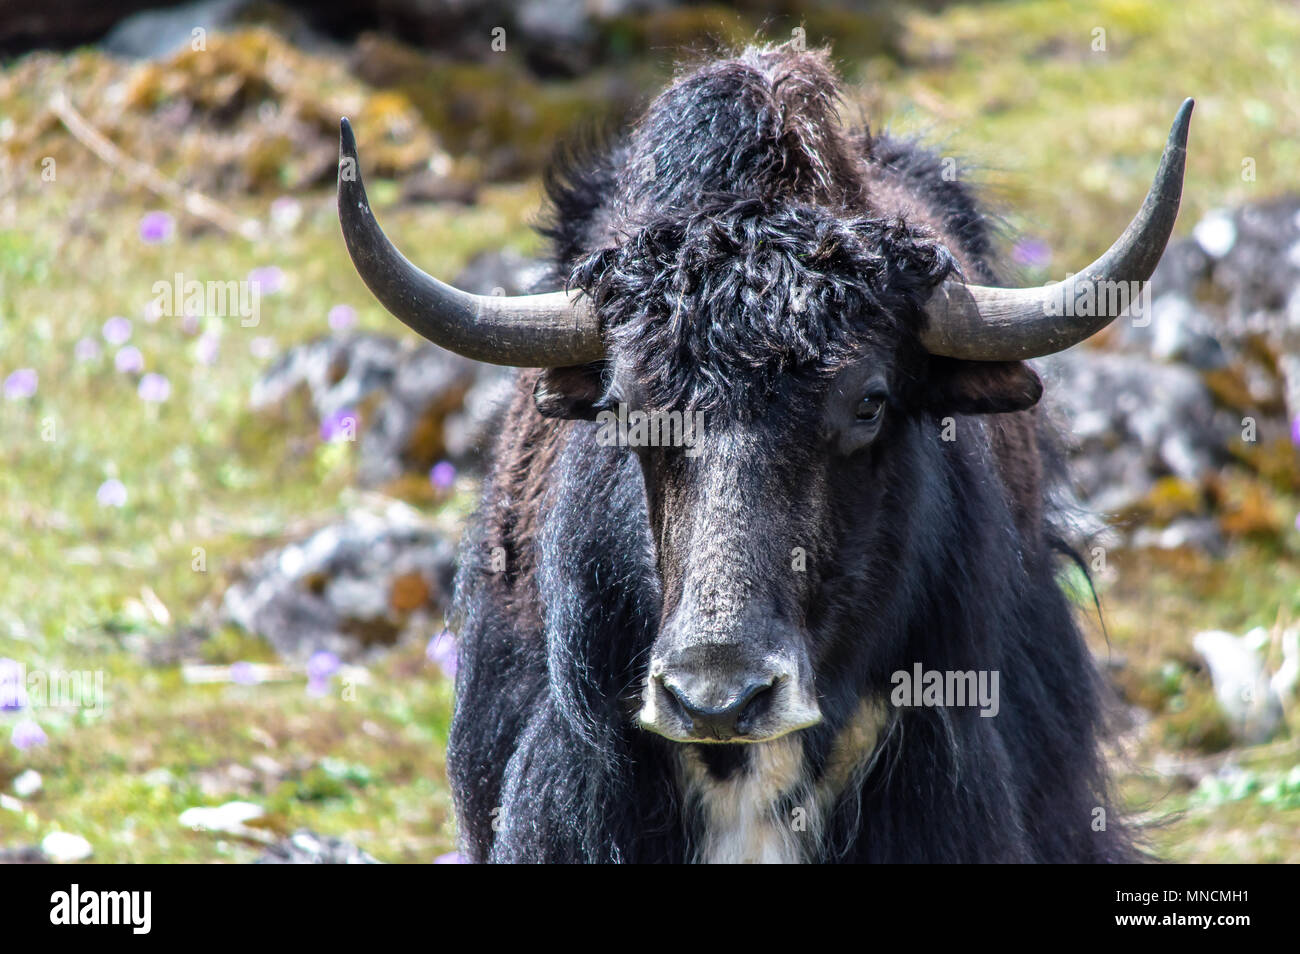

left=0, top=0, right=1298, bottom=863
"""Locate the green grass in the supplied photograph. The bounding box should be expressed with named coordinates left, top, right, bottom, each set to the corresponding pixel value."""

left=0, top=170, right=539, bottom=860
left=2, top=0, right=1299, bottom=862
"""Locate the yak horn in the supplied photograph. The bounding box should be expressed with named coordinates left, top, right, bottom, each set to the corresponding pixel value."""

left=337, top=118, right=604, bottom=367
left=921, top=98, right=1193, bottom=361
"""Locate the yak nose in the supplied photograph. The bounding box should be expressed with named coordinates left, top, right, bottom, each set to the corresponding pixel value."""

left=659, top=674, right=777, bottom=741
left=640, top=642, right=822, bottom=743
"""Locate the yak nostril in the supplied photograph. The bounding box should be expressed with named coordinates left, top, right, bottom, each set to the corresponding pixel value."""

left=660, top=676, right=776, bottom=740
left=735, top=680, right=776, bottom=730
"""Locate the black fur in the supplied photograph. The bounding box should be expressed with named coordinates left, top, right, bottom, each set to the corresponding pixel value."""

left=447, top=44, right=1135, bottom=863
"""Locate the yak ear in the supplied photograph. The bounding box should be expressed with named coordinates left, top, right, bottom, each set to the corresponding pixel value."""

left=925, top=357, right=1043, bottom=415
left=533, top=364, right=605, bottom=420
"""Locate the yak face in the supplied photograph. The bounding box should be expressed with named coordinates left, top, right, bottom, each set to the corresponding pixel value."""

left=533, top=197, right=1042, bottom=743
left=629, top=359, right=888, bottom=744
left=528, top=48, right=1044, bottom=745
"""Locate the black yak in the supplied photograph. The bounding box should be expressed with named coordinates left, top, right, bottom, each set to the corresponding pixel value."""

left=338, top=44, right=1192, bottom=863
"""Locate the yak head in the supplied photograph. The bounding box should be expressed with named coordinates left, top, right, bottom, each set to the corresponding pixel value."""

left=337, top=47, right=1191, bottom=744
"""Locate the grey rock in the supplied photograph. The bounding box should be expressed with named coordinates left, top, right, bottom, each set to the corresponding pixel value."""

left=251, top=328, right=517, bottom=480
left=256, top=829, right=380, bottom=864
left=1193, top=628, right=1286, bottom=744
left=0, top=844, right=49, bottom=864
left=221, top=501, right=455, bottom=662
left=101, top=0, right=248, bottom=59
left=1114, top=292, right=1225, bottom=370
left=452, top=249, right=553, bottom=297
left=1038, top=349, right=1227, bottom=534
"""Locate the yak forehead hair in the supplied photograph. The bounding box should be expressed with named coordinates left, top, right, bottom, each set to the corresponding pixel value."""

left=561, top=42, right=957, bottom=417
left=572, top=197, right=955, bottom=417
left=620, top=43, right=864, bottom=210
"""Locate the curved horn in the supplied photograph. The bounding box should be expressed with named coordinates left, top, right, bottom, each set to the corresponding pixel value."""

left=337, top=118, right=604, bottom=367
left=921, top=98, right=1193, bottom=361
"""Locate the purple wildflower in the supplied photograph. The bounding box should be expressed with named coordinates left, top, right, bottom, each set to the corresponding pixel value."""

left=102, top=316, right=132, bottom=345
left=248, top=266, right=285, bottom=295
left=433, top=852, right=465, bottom=864
left=139, top=211, right=175, bottom=244
left=328, top=304, right=357, bottom=332
left=75, top=338, right=101, bottom=362
left=306, top=650, right=340, bottom=697
left=114, top=346, right=144, bottom=375
left=11, top=718, right=46, bottom=751
left=1012, top=239, right=1052, bottom=269
left=1291, top=415, right=1300, bottom=446
left=426, top=630, right=458, bottom=679
left=3, top=369, right=37, bottom=400
left=96, top=478, right=127, bottom=508
left=320, top=408, right=357, bottom=443
left=137, top=372, right=171, bottom=403
left=229, top=661, right=257, bottom=686
left=429, top=460, right=456, bottom=490
left=270, top=196, right=302, bottom=231
left=195, top=333, right=220, bottom=366
left=0, top=659, right=25, bottom=711
left=307, top=651, right=341, bottom=681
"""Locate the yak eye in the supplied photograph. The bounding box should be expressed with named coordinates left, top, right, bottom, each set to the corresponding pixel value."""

left=855, top=394, right=886, bottom=423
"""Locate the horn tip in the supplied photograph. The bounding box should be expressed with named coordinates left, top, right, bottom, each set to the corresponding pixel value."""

left=1172, top=98, right=1194, bottom=142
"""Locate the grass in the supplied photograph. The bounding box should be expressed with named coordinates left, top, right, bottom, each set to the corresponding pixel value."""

left=2, top=0, right=1299, bottom=862
left=0, top=175, right=538, bottom=860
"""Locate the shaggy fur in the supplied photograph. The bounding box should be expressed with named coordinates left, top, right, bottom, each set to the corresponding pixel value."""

left=446, top=44, right=1135, bottom=863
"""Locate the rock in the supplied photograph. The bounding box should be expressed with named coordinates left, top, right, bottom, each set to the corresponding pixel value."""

left=101, top=0, right=251, bottom=60
left=0, top=844, right=49, bottom=864
left=256, top=829, right=380, bottom=864
left=41, top=831, right=93, bottom=863
left=1192, top=628, right=1286, bottom=744
left=1213, top=199, right=1300, bottom=315
left=1114, top=293, right=1225, bottom=370
left=1129, top=518, right=1221, bottom=553
left=251, top=324, right=519, bottom=481
left=1136, top=197, right=1300, bottom=436
left=220, top=499, right=456, bottom=662
left=517, top=0, right=598, bottom=76
left=251, top=332, right=404, bottom=428
left=12, top=769, right=41, bottom=798
left=1038, top=350, right=1228, bottom=532
left=453, top=250, right=552, bottom=297
left=399, top=168, right=479, bottom=206
left=1192, top=209, right=1238, bottom=259
left=179, top=800, right=265, bottom=834
left=356, top=345, right=514, bottom=485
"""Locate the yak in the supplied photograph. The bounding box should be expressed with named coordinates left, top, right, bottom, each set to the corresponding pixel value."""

left=337, top=44, right=1192, bottom=863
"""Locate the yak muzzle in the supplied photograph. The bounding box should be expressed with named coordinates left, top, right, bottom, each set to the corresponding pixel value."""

left=638, top=643, right=822, bottom=743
